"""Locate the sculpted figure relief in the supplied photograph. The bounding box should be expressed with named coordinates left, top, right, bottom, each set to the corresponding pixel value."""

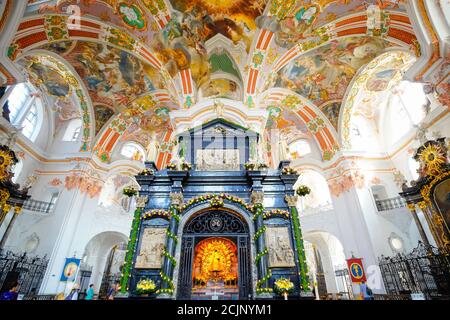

left=196, top=149, right=240, bottom=171
left=135, top=228, right=167, bottom=269
left=265, top=226, right=295, bottom=268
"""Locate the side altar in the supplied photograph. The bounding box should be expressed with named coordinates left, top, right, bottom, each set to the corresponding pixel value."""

left=119, top=119, right=311, bottom=300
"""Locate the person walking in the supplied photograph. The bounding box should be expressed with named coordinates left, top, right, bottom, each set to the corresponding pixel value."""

left=106, top=282, right=120, bottom=300
left=0, top=281, right=19, bottom=300
left=359, top=281, right=374, bottom=300
left=65, top=283, right=80, bottom=300
left=85, top=284, right=95, bottom=300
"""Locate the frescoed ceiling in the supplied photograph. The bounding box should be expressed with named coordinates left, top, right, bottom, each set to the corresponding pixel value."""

left=11, top=0, right=420, bottom=164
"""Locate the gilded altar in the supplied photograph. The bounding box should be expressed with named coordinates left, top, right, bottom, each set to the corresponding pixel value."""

left=401, top=138, right=450, bottom=253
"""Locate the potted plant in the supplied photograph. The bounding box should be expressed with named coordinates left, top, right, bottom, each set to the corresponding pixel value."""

left=166, top=162, right=177, bottom=170
left=139, top=168, right=154, bottom=176
left=180, top=161, right=192, bottom=171
left=135, top=278, right=156, bottom=297
left=244, top=162, right=255, bottom=170
left=274, top=278, right=294, bottom=300
left=282, top=167, right=298, bottom=175
left=123, top=186, right=138, bottom=197
left=296, top=185, right=311, bottom=197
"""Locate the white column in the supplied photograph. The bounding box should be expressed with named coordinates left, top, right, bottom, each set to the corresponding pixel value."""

left=39, top=186, right=93, bottom=295
left=330, top=188, right=385, bottom=295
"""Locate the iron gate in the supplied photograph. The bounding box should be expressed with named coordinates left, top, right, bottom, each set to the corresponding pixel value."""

left=0, top=250, right=48, bottom=296
left=379, top=242, right=450, bottom=300
left=177, top=209, right=252, bottom=300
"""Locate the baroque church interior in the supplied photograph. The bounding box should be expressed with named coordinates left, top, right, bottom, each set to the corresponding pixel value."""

left=0, top=0, right=449, bottom=302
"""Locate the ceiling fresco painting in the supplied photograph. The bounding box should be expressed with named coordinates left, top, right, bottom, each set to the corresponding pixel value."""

left=94, top=104, right=115, bottom=136
left=49, top=41, right=167, bottom=109
left=270, top=36, right=395, bottom=107
left=169, top=0, right=266, bottom=50
left=19, top=56, right=72, bottom=98
left=199, top=79, right=241, bottom=100
left=11, top=0, right=420, bottom=164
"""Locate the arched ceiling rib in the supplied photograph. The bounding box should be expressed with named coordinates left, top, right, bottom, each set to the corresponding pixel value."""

left=3, top=0, right=437, bottom=166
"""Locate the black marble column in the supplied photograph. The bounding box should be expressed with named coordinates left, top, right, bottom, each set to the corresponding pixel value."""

left=160, top=171, right=187, bottom=294
left=248, top=171, right=269, bottom=289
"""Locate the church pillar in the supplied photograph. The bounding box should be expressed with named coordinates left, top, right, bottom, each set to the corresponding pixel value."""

left=285, top=195, right=310, bottom=295
left=251, top=191, right=270, bottom=293
left=38, top=170, right=105, bottom=295
left=159, top=192, right=183, bottom=296
left=159, top=171, right=187, bottom=297
left=119, top=195, right=147, bottom=296
left=330, top=188, right=385, bottom=295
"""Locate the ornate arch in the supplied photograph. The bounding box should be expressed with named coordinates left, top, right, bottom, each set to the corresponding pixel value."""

left=338, top=49, right=416, bottom=150
left=259, top=87, right=340, bottom=161
left=16, top=49, right=95, bottom=151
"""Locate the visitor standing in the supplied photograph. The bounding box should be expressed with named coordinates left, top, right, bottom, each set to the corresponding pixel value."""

left=107, top=281, right=120, bottom=300
left=359, top=281, right=374, bottom=300
left=65, top=283, right=80, bottom=300
left=85, top=284, right=95, bottom=300
left=0, top=281, right=19, bottom=300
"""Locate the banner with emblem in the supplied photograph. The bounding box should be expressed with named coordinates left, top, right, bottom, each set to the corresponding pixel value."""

left=346, top=257, right=366, bottom=283
left=60, top=258, right=81, bottom=282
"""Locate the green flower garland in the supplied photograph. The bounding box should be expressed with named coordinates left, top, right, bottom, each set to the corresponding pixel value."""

left=142, top=209, right=171, bottom=220
left=156, top=288, right=174, bottom=295
left=170, top=205, right=181, bottom=222
left=290, top=206, right=310, bottom=291
left=252, top=203, right=264, bottom=221
left=256, top=269, right=272, bottom=290
left=120, top=207, right=141, bottom=293
left=157, top=204, right=180, bottom=295
left=180, top=193, right=253, bottom=212
left=255, top=247, right=269, bottom=264
left=162, top=248, right=177, bottom=267
left=159, top=270, right=174, bottom=289
left=166, top=229, right=178, bottom=244
left=253, top=225, right=266, bottom=241
left=263, top=209, right=290, bottom=220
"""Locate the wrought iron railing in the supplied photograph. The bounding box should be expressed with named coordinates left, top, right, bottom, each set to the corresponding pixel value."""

left=375, top=196, right=407, bottom=211
left=22, top=199, right=55, bottom=214
left=378, top=242, right=450, bottom=300
left=0, top=250, right=49, bottom=296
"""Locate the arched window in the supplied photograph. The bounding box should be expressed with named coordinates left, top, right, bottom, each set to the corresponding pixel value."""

left=408, top=157, right=420, bottom=180
left=120, top=143, right=145, bottom=162
left=62, top=118, right=82, bottom=141
left=6, top=82, right=42, bottom=141
left=11, top=160, right=23, bottom=184
left=388, top=81, right=427, bottom=142
left=288, top=139, right=311, bottom=158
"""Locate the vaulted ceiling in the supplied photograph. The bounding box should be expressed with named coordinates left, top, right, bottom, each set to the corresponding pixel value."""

left=8, top=0, right=421, bottom=165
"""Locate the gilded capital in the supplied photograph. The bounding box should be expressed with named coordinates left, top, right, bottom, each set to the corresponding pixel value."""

left=285, top=195, right=298, bottom=207
left=407, top=203, right=416, bottom=212
left=250, top=191, right=264, bottom=205
left=14, top=206, right=22, bottom=214
left=136, top=196, right=148, bottom=208
left=2, top=204, right=12, bottom=214
left=417, top=201, right=428, bottom=210
left=170, top=192, right=184, bottom=206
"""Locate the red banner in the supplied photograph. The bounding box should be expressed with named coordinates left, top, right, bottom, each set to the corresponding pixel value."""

left=346, top=258, right=366, bottom=283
